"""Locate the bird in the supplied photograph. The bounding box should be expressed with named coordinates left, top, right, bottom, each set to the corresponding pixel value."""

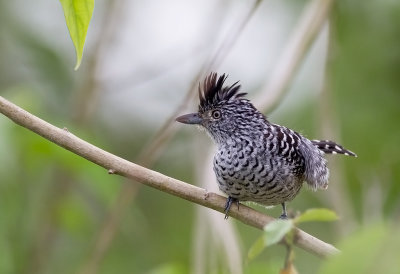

left=176, top=73, right=356, bottom=219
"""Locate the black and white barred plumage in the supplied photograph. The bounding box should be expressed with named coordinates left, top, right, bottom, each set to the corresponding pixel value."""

left=176, top=73, right=356, bottom=219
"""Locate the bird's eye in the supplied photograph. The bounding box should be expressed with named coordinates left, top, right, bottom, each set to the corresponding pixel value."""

left=212, top=110, right=221, bottom=119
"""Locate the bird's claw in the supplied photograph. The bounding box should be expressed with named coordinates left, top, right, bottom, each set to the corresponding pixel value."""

left=224, top=196, right=239, bottom=219
left=279, top=213, right=288, bottom=220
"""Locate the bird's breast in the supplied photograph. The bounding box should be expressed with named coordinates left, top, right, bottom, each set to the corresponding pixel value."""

left=212, top=141, right=303, bottom=205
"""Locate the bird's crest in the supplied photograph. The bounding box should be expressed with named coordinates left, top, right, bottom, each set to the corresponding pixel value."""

left=198, top=73, right=246, bottom=112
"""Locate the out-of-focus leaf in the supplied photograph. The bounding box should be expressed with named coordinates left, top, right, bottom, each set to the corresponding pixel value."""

left=319, top=223, right=400, bottom=274
left=59, top=0, right=94, bottom=70
left=294, top=208, right=338, bottom=224
left=264, top=220, right=293, bottom=247
left=248, top=236, right=266, bottom=261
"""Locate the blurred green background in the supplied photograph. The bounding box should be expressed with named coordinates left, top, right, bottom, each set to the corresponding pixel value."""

left=0, top=0, right=399, bottom=273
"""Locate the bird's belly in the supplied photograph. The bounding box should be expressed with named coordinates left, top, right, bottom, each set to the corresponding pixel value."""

left=213, top=155, right=303, bottom=205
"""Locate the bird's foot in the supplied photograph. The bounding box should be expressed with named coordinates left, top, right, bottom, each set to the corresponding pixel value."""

left=279, top=202, right=288, bottom=219
left=224, top=196, right=239, bottom=219
left=279, top=213, right=288, bottom=220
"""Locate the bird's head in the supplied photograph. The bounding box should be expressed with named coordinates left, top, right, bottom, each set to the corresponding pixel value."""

left=176, top=73, right=264, bottom=144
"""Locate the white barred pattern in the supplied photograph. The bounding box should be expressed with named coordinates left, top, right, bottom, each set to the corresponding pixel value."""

left=178, top=73, right=357, bottom=216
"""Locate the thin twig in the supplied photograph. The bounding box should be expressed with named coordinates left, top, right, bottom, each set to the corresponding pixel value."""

left=254, top=0, right=334, bottom=112
left=0, top=95, right=339, bottom=258
left=73, top=0, right=127, bottom=123
left=138, top=0, right=263, bottom=165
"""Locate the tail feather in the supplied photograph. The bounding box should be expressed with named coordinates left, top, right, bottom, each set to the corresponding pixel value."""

left=312, top=140, right=357, bottom=157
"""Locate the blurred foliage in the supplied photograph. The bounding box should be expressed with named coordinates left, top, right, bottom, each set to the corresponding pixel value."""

left=0, top=0, right=400, bottom=274
left=319, top=222, right=400, bottom=274
left=248, top=209, right=338, bottom=264
left=331, top=0, right=400, bottom=220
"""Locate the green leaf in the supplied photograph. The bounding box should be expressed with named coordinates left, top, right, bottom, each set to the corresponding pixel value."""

left=294, top=208, right=338, bottom=224
left=59, top=0, right=94, bottom=70
left=264, top=220, right=293, bottom=247
left=319, top=223, right=400, bottom=274
left=247, top=236, right=266, bottom=261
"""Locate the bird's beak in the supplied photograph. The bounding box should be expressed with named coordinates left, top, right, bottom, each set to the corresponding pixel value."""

left=176, top=113, right=203, bottom=125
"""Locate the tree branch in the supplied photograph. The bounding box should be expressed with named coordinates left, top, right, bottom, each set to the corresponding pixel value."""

left=0, top=95, right=339, bottom=258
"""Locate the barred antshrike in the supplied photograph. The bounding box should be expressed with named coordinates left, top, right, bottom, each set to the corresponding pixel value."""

left=176, top=73, right=356, bottom=219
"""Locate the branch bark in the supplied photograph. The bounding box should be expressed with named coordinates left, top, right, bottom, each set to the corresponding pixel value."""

left=0, top=95, right=339, bottom=258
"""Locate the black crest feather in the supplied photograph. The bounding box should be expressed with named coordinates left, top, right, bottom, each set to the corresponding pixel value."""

left=198, top=73, right=246, bottom=112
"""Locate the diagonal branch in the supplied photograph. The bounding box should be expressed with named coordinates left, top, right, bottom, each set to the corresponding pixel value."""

left=81, top=2, right=265, bottom=271
left=0, top=95, right=339, bottom=258
left=254, top=0, right=334, bottom=112
left=138, top=0, right=263, bottom=166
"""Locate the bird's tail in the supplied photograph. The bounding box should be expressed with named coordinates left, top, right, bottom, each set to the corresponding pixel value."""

left=312, top=140, right=357, bottom=157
